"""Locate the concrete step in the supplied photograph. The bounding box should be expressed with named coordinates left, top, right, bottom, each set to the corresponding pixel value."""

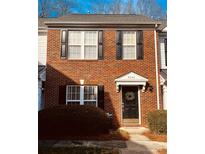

left=123, top=119, right=139, bottom=127
left=122, top=124, right=140, bottom=127
left=123, top=118, right=139, bottom=123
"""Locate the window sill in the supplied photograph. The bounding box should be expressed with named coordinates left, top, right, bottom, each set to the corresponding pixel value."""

left=61, top=58, right=102, bottom=62
left=121, top=59, right=143, bottom=61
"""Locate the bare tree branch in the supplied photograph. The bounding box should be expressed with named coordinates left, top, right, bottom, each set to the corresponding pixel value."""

left=123, top=0, right=136, bottom=14
left=52, top=0, right=76, bottom=17
left=136, top=0, right=166, bottom=19
left=39, top=0, right=51, bottom=18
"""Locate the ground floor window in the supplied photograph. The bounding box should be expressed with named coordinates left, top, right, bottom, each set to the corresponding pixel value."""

left=66, top=85, right=98, bottom=106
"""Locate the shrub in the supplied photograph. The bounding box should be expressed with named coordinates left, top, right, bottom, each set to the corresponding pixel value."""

left=39, top=105, right=112, bottom=138
left=147, top=110, right=167, bottom=134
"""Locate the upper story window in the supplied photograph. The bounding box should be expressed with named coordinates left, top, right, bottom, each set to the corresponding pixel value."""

left=116, top=30, right=144, bottom=60
left=122, top=31, right=136, bottom=59
left=61, top=30, right=101, bottom=60
left=159, top=37, right=167, bottom=69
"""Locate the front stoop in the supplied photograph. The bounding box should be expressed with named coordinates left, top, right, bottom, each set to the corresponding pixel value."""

left=122, top=119, right=139, bottom=127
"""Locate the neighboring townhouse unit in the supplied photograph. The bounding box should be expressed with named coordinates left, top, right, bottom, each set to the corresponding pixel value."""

left=43, top=14, right=162, bottom=127
left=158, top=21, right=167, bottom=110
left=38, top=18, right=48, bottom=110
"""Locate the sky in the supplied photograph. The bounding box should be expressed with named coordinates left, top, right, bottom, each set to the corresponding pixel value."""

left=38, top=0, right=167, bottom=17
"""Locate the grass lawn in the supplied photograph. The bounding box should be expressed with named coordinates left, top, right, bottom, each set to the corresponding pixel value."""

left=143, top=131, right=167, bottom=142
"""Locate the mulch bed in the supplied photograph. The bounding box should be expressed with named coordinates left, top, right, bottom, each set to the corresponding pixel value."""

left=158, top=149, right=167, bottom=154
left=143, top=131, right=167, bottom=142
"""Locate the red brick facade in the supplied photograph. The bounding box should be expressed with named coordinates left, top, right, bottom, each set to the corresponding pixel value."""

left=45, top=29, right=161, bottom=126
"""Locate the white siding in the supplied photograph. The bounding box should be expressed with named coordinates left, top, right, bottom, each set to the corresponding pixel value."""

left=38, top=32, right=47, bottom=65
left=159, top=37, right=167, bottom=69
left=163, top=85, right=167, bottom=110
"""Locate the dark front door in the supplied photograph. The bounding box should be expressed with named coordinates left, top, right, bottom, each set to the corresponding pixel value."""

left=122, top=86, right=138, bottom=119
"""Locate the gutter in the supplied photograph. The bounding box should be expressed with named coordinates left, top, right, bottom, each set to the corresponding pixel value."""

left=154, top=24, right=160, bottom=110
left=44, top=21, right=162, bottom=25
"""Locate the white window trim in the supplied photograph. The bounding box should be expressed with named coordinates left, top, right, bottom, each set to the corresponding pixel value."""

left=66, top=85, right=98, bottom=107
left=68, top=31, right=98, bottom=60
left=122, top=31, right=137, bottom=60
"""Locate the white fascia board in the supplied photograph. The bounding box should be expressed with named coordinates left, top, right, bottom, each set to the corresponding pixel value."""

left=115, top=72, right=148, bottom=82
left=116, top=81, right=147, bottom=86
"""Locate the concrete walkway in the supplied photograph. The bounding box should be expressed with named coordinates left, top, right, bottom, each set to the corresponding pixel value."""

left=119, top=127, right=167, bottom=154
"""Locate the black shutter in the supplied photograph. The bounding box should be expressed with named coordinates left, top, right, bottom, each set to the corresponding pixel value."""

left=98, top=31, right=103, bottom=60
left=136, top=30, right=144, bottom=60
left=59, top=85, right=66, bottom=105
left=98, top=85, right=104, bottom=109
left=116, top=31, right=122, bottom=60
left=61, top=30, right=67, bottom=59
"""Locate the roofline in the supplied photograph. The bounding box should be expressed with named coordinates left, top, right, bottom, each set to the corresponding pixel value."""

left=44, top=21, right=161, bottom=25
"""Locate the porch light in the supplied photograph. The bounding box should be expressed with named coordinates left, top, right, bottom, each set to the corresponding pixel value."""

left=80, top=79, right=84, bottom=85
left=141, top=85, right=146, bottom=92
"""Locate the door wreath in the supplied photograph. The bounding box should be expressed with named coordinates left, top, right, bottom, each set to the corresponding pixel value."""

left=125, top=92, right=135, bottom=101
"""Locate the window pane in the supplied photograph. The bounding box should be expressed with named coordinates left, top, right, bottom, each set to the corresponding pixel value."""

left=67, top=102, right=80, bottom=105
left=84, top=46, right=97, bottom=59
left=123, top=32, right=136, bottom=45
left=68, top=46, right=81, bottom=59
left=61, top=44, right=66, bottom=57
left=61, top=31, right=66, bottom=43
left=68, top=31, right=81, bottom=45
left=84, top=86, right=97, bottom=100
left=84, top=101, right=96, bottom=106
left=123, top=46, right=136, bottom=59
left=84, top=31, right=97, bottom=45
left=67, top=86, right=80, bottom=100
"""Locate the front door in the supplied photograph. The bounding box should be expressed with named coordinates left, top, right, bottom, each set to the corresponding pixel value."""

left=122, top=86, right=139, bottom=119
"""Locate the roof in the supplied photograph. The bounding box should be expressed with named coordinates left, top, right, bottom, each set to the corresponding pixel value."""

left=38, top=65, right=46, bottom=74
left=38, top=65, right=46, bottom=81
left=44, top=14, right=161, bottom=26
left=160, top=69, right=167, bottom=80
left=160, top=69, right=167, bottom=85
left=157, top=20, right=167, bottom=31
left=38, top=18, right=57, bottom=29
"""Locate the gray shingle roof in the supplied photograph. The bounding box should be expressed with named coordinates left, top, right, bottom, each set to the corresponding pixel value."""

left=38, top=18, right=57, bottom=28
left=158, top=20, right=167, bottom=31
left=44, top=14, right=161, bottom=25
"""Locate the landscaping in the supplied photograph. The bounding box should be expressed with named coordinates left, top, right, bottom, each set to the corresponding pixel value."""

left=39, top=105, right=129, bottom=140
left=158, top=149, right=167, bottom=154
left=147, top=110, right=167, bottom=135
left=145, top=110, right=167, bottom=152
left=143, top=131, right=167, bottom=142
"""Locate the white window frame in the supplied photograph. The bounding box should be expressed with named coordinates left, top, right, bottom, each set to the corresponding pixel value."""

left=66, top=85, right=98, bottom=107
left=122, top=31, right=137, bottom=60
left=68, top=31, right=98, bottom=60
left=66, top=85, right=80, bottom=104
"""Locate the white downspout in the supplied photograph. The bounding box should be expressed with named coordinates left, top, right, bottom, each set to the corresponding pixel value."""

left=154, top=25, right=160, bottom=110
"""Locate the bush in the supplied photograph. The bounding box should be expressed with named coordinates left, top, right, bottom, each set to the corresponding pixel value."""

left=39, top=105, right=112, bottom=138
left=147, top=110, right=167, bottom=134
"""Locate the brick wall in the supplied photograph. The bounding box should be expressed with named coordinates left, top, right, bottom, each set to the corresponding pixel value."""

left=45, top=29, right=161, bottom=126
